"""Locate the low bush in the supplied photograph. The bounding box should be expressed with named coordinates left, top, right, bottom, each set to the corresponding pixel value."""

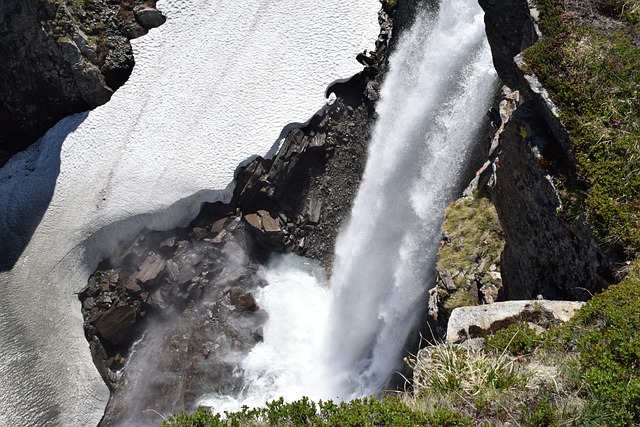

left=485, top=322, right=541, bottom=356
left=547, top=260, right=640, bottom=426
left=162, top=396, right=472, bottom=427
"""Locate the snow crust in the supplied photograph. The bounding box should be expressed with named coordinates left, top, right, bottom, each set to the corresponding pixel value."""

left=0, top=1, right=379, bottom=425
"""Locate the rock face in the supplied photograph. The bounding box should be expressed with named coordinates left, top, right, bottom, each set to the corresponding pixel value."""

left=446, top=300, right=584, bottom=343
left=475, top=1, right=617, bottom=299
left=0, top=0, right=165, bottom=166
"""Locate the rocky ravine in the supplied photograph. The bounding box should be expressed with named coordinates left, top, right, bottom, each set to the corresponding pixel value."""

left=0, top=0, right=165, bottom=166
left=78, top=2, right=403, bottom=424
left=38, top=0, right=625, bottom=423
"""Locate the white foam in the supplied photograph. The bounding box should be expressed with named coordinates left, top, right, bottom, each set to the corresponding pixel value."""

left=0, top=1, right=379, bottom=425
left=199, top=254, right=333, bottom=413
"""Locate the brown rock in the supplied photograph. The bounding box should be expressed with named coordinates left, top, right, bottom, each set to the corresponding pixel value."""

left=228, top=287, right=259, bottom=312
left=258, top=210, right=281, bottom=232
left=95, top=305, right=137, bottom=345
left=211, top=217, right=228, bottom=234
left=244, top=213, right=262, bottom=230
left=135, top=253, right=166, bottom=283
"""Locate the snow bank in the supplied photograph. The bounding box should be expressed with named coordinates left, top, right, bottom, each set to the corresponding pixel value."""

left=0, top=1, right=379, bottom=425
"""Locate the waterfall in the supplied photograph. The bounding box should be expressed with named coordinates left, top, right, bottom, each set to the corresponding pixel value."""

left=325, top=0, right=497, bottom=396
left=201, top=0, right=498, bottom=411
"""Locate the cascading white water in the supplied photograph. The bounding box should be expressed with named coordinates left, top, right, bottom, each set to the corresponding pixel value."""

left=201, top=0, right=499, bottom=410
left=325, top=0, right=497, bottom=396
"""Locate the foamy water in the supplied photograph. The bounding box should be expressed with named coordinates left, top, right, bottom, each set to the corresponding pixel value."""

left=0, top=1, right=379, bottom=425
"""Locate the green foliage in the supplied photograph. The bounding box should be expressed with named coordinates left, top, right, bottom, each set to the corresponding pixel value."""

left=485, top=322, right=541, bottom=356
left=162, top=396, right=472, bottom=427
left=547, top=260, right=640, bottom=426
left=520, top=399, right=558, bottom=427
left=524, top=0, right=640, bottom=253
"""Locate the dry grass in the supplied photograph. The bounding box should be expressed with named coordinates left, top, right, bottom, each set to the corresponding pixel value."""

left=403, top=343, right=591, bottom=426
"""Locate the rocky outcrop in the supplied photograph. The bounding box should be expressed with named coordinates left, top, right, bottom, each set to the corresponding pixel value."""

left=446, top=300, right=584, bottom=343
left=0, top=0, right=165, bottom=166
left=474, top=1, right=617, bottom=299
left=81, top=214, right=271, bottom=426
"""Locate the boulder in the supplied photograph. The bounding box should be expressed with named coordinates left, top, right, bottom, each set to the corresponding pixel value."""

left=228, top=287, right=259, bottom=312
left=134, top=253, right=166, bottom=283
left=446, top=300, right=583, bottom=343
left=133, top=7, right=167, bottom=30
left=95, top=305, right=137, bottom=345
left=257, top=210, right=281, bottom=233
left=244, top=213, right=262, bottom=230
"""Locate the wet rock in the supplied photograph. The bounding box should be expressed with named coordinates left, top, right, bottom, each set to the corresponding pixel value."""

left=228, top=288, right=259, bottom=312
left=95, top=305, right=137, bottom=345
left=134, top=253, right=166, bottom=283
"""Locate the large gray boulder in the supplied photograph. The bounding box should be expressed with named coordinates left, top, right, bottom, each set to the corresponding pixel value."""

left=446, top=300, right=584, bottom=343
left=134, top=6, right=167, bottom=30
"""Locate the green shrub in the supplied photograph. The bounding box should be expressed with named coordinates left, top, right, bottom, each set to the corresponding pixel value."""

left=520, top=399, right=558, bottom=427
left=548, top=260, right=640, bottom=426
left=485, top=322, right=541, bottom=356
left=162, top=395, right=472, bottom=427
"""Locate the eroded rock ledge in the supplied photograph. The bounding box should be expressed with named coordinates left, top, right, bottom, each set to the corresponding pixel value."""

left=0, top=0, right=165, bottom=166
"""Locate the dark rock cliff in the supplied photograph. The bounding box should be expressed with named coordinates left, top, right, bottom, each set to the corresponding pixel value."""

left=474, top=0, right=618, bottom=299
left=0, top=0, right=165, bottom=166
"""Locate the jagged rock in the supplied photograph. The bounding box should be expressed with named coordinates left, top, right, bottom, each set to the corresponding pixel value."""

left=436, top=266, right=456, bottom=291
left=133, top=6, right=166, bottom=30
left=477, top=0, right=538, bottom=90
left=228, top=287, right=259, bottom=312
left=124, top=277, right=142, bottom=293
left=446, top=300, right=584, bottom=343
left=257, top=210, right=281, bottom=233
left=244, top=213, right=262, bottom=230
left=490, top=102, right=612, bottom=299
left=134, top=253, right=166, bottom=283
left=211, top=217, right=228, bottom=234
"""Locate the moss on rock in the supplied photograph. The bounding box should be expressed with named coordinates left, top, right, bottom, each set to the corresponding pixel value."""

left=436, top=195, right=505, bottom=312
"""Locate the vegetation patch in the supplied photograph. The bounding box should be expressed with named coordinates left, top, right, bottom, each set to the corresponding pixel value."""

left=484, top=322, right=542, bottom=356
left=436, top=196, right=504, bottom=311
left=545, top=259, right=640, bottom=426
left=162, top=396, right=472, bottom=427
left=524, top=0, right=640, bottom=253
